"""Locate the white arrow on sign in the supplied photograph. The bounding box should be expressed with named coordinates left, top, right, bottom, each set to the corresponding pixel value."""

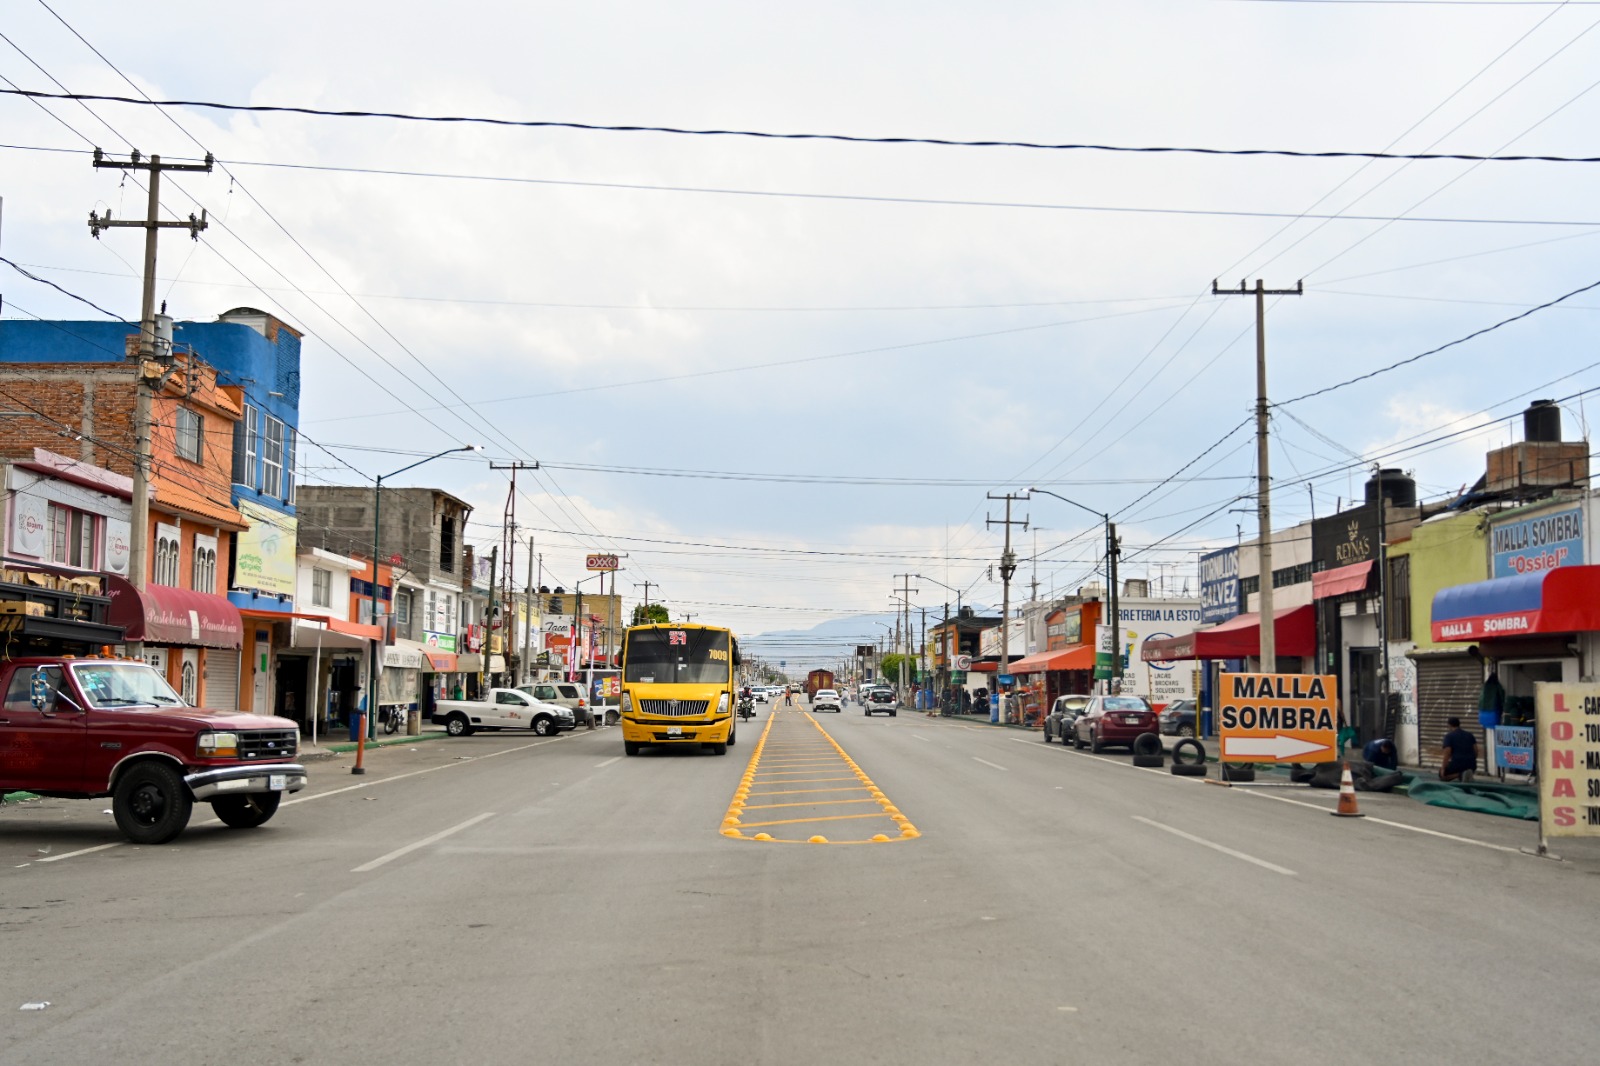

left=1222, top=734, right=1331, bottom=761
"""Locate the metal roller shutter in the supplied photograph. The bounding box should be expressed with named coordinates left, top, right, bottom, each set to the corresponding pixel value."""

left=1415, top=654, right=1482, bottom=769
left=204, top=648, right=241, bottom=711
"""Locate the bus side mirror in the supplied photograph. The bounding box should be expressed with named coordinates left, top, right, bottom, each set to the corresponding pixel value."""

left=733, top=650, right=743, bottom=667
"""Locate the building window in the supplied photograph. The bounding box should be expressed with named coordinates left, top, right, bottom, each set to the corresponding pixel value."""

left=283, top=426, right=297, bottom=504
left=234, top=404, right=258, bottom=488
left=1388, top=555, right=1412, bottom=641
left=154, top=524, right=181, bottom=587
left=48, top=505, right=99, bottom=569
left=439, top=514, right=456, bottom=573
left=261, top=416, right=285, bottom=498
left=312, top=567, right=332, bottom=608
left=180, top=660, right=197, bottom=704
left=192, top=534, right=217, bottom=592
left=1240, top=575, right=1259, bottom=597
left=427, top=590, right=438, bottom=632
left=396, top=589, right=413, bottom=626
left=176, top=407, right=204, bottom=463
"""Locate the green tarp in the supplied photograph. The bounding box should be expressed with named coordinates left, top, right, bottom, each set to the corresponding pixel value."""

left=1405, top=779, right=1539, bottom=821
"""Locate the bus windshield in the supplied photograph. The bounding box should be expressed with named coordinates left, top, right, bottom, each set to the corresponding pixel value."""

left=624, top=628, right=731, bottom=685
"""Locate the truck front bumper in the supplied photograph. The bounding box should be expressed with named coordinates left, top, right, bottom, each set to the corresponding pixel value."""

left=186, top=763, right=309, bottom=800
left=620, top=717, right=732, bottom=744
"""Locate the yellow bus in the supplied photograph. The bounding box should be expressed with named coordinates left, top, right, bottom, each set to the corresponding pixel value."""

left=618, top=622, right=741, bottom=756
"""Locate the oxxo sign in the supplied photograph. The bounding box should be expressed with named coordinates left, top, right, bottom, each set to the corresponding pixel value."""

left=586, top=554, right=620, bottom=571
left=1218, top=673, right=1338, bottom=764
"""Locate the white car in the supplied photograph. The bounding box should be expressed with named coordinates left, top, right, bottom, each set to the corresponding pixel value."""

left=811, top=688, right=842, bottom=713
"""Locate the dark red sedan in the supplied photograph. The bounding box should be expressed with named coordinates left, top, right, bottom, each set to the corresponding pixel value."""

left=1072, top=695, right=1159, bottom=753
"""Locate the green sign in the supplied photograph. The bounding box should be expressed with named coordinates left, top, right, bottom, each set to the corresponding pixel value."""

left=1094, top=623, right=1114, bottom=681
left=950, top=671, right=967, bottom=684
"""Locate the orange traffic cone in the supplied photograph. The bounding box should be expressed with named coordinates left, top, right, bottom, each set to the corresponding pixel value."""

left=1331, top=762, right=1364, bottom=818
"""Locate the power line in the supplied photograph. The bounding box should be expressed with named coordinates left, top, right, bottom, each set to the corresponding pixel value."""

left=5, top=88, right=1600, bottom=163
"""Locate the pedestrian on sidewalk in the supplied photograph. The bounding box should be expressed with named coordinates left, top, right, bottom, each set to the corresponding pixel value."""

left=1362, top=736, right=1399, bottom=771
left=1439, top=717, right=1478, bottom=782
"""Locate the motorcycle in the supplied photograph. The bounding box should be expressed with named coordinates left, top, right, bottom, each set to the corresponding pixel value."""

left=380, top=704, right=406, bottom=735
left=737, top=695, right=756, bottom=720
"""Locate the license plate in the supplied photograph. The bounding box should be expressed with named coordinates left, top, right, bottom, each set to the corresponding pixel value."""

left=268, top=774, right=287, bottom=791
left=1120, top=715, right=1143, bottom=724
left=667, top=726, right=683, bottom=737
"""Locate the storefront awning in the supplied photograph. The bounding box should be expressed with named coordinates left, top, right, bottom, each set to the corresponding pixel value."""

left=1431, top=564, right=1600, bottom=642
left=455, top=653, right=484, bottom=673
left=1008, top=644, right=1095, bottom=674
left=1140, top=603, right=1315, bottom=662
left=425, top=651, right=458, bottom=672
left=1313, top=560, right=1373, bottom=600
left=105, top=575, right=243, bottom=649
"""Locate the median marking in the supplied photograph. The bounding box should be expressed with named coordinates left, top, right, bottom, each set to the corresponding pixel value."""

left=351, top=812, right=496, bottom=873
left=1132, top=815, right=1296, bottom=876
left=720, top=710, right=918, bottom=844
left=973, top=757, right=1008, bottom=772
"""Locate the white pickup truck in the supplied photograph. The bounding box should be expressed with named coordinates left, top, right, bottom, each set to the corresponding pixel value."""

left=434, top=688, right=575, bottom=737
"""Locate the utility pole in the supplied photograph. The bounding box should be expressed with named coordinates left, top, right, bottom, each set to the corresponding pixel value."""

left=484, top=545, right=498, bottom=693
left=634, top=580, right=656, bottom=620
left=87, top=150, right=211, bottom=656
left=523, top=536, right=535, bottom=685
left=894, top=574, right=919, bottom=703
left=987, top=492, right=1029, bottom=722
left=490, top=461, right=539, bottom=673
left=1212, top=279, right=1303, bottom=670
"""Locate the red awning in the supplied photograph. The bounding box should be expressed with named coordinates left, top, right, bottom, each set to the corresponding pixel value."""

left=969, top=661, right=998, bottom=673
left=1139, top=604, right=1315, bottom=662
left=325, top=617, right=383, bottom=640
left=425, top=651, right=459, bottom=671
left=1008, top=644, right=1095, bottom=674
left=104, top=575, right=243, bottom=650
left=1313, top=560, right=1374, bottom=600
left=1431, top=564, right=1600, bottom=642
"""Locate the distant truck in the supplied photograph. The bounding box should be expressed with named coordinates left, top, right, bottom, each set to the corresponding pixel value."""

left=434, top=688, right=576, bottom=737
left=0, top=655, right=306, bottom=844
left=805, top=669, right=836, bottom=699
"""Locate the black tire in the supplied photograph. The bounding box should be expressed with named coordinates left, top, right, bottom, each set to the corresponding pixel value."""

left=113, top=761, right=193, bottom=845
left=1043, top=727, right=1053, bottom=744
left=1170, top=763, right=1208, bottom=777
left=445, top=714, right=473, bottom=737
left=890, top=711, right=897, bottom=717
left=1177, top=724, right=1196, bottom=738
left=1073, top=732, right=1087, bottom=750
left=211, top=791, right=281, bottom=829
left=1222, top=764, right=1256, bottom=783
left=1090, top=731, right=1104, bottom=754
left=1171, top=737, right=1207, bottom=766
left=532, top=716, right=556, bottom=737
left=624, top=741, right=642, bottom=756
left=864, top=709, right=871, bottom=716
left=1131, top=753, right=1164, bottom=769
left=728, top=726, right=737, bottom=747
left=707, top=741, right=728, bottom=756
left=382, top=712, right=400, bottom=736
left=1132, top=732, right=1162, bottom=757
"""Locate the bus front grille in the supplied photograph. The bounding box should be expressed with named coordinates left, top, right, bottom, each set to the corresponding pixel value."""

left=639, top=699, right=711, bottom=717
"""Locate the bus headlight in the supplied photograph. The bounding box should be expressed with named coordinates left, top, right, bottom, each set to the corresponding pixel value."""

left=716, top=693, right=729, bottom=716
left=620, top=693, right=632, bottom=717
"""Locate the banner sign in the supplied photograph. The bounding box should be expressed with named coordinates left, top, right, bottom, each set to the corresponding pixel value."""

left=1218, top=672, right=1337, bottom=763
left=1094, top=624, right=1114, bottom=680
left=1491, top=505, right=1583, bottom=578
left=234, top=501, right=298, bottom=597
left=1199, top=546, right=1241, bottom=624
left=1494, top=724, right=1536, bottom=772
left=1535, top=682, right=1600, bottom=838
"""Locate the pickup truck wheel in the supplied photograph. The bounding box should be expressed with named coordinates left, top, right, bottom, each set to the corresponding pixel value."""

left=445, top=713, right=473, bottom=737
left=113, top=762, right=193, bottom=845
left=532, top=716, right=556, bottom=736
left=211, top=791, right=281, bottom=829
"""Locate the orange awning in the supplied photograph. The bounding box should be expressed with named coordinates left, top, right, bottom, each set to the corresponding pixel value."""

left=1008, top=643, right=1095, bottom=674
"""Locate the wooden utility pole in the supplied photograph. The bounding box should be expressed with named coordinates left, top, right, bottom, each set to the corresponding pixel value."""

left=87, top=150, right=211, bottom=654
left=987, top=492, right=1029, bottom=720
left=1212, top=279, right=1303, bottom=670
left=634, top=580, right=656, bottom=616
left=893, top=574, right=919, bottom=701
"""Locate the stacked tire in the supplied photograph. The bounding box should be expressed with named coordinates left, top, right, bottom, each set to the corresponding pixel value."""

left=1131, top=732, right=1164, bottom=768
left=1170, top=738, right=1207, bottom=777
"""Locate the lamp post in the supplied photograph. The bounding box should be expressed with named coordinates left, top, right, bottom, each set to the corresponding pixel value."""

left=872, top=620, right=893, bottom=686
left=356, top=444, right=481, bottom=775
left=573, top=572, right=607, bottom=725
left=915, top=574, right=964, bottom=694
left=1029, top=487, right=1120, bottom=690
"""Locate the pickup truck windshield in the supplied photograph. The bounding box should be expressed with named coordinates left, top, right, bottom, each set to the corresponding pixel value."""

left=71, top=662, right=187, bottom=709
left=624, top=629, right=730, bottom=685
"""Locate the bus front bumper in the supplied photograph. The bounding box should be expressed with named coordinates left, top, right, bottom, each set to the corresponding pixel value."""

left=620, top=716, right=733, bottom=744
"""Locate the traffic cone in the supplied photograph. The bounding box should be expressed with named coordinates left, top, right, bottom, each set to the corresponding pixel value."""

left=1331, top=762, right=1364, bottom=818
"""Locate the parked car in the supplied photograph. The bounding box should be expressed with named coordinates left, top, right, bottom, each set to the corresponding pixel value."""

left=1158, top=699, right=1197, bottom=737
left=1072, top=695, right=1159, bottom=753
left=812, top=688, right=843, bottom=713
left=519, top=681, right=590, bottom=726
left=864, top=689, right=898, bottom=717
left=1042, top=694, right=1091, bottom=743
left=439, top=688, right=574, bottom=736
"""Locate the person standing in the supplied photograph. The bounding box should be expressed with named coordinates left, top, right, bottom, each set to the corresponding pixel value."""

left=1440, top=717, right=1478, bottom=782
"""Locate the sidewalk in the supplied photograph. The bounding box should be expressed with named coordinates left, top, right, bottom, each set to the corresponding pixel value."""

left=298, top=722, right=452, bottom=762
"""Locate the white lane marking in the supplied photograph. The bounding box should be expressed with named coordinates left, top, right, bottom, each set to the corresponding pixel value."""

left=594, top=756, right=622, bottom=768
left=283, top=736, right=563, bottom=807
left=36, top=842, right=122, bottom=864
left=912, top=735, right=931, bottom=743
left=973, top=757, right=1008, bottom=772
left=351, top=812, right=496, bottom=873
left=1238, top=789, right=1525, bottom=854
left=1132, top=815, right=1296, bottom=876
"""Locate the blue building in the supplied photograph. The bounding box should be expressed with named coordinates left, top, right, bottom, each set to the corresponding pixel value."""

left=0, top=307, right=302, bottom=616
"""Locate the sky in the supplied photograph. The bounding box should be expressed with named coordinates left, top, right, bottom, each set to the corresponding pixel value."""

left=2, top=0, right=1598, bottom=662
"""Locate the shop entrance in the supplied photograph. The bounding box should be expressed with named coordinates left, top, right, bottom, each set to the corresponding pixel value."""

left=275, top=656, right=308, bottom=729
left=1348, top=647, right=1381, bottom=742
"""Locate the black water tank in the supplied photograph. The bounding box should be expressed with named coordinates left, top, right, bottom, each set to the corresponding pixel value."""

left=1524, top=399, right=1561, bottom=443
left=1365, top=468, right=1416, bottom=509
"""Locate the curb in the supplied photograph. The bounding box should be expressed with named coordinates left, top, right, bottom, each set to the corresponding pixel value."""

left=321, top=731, right=452, bottom=756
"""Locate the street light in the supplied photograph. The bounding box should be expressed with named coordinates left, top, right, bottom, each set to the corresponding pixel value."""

left=572, top=572, right=609, bottom=723
left=915, top=574, right=965, bottom=689
left=356, top=444, right=482, bottom=774
left=1028, top=487, right=1121, bottom=687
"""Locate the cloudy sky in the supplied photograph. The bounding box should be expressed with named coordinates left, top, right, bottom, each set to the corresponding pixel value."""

left=3, top=0, right=1598, bottom=655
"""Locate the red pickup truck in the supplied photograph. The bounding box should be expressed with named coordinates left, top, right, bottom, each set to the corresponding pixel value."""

left=0, top=655, right=306, bottom=844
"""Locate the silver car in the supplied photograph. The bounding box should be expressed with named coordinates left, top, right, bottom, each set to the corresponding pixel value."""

left=1042, top=694, right=1090, bottom=744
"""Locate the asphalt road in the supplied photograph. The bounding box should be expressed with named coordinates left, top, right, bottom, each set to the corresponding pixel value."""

left=2, top=698, right=1597, bottom=1065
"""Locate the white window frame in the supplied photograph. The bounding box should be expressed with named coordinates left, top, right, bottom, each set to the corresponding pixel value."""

left=311, top=567, right=332, bottom=608
left=261, top=416, right=284, bottom=498
left=192, top=533, right=218, bottom=593
left=176, top=407, right=203, bottom=463
left=396, top=589, right=413, bottom=626
left=48, top=504, right=99, bottom=569
left=240, top=404, right=259, bottom=488
left=154, top=522, right=182, bottom=587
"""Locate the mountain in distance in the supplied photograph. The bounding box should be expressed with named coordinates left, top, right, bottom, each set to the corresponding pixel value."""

left=739, top=607, right=992, bottom=677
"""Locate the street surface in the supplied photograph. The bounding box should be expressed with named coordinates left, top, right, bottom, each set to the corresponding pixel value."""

left=2, top=696, right=1596, bottom=1065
